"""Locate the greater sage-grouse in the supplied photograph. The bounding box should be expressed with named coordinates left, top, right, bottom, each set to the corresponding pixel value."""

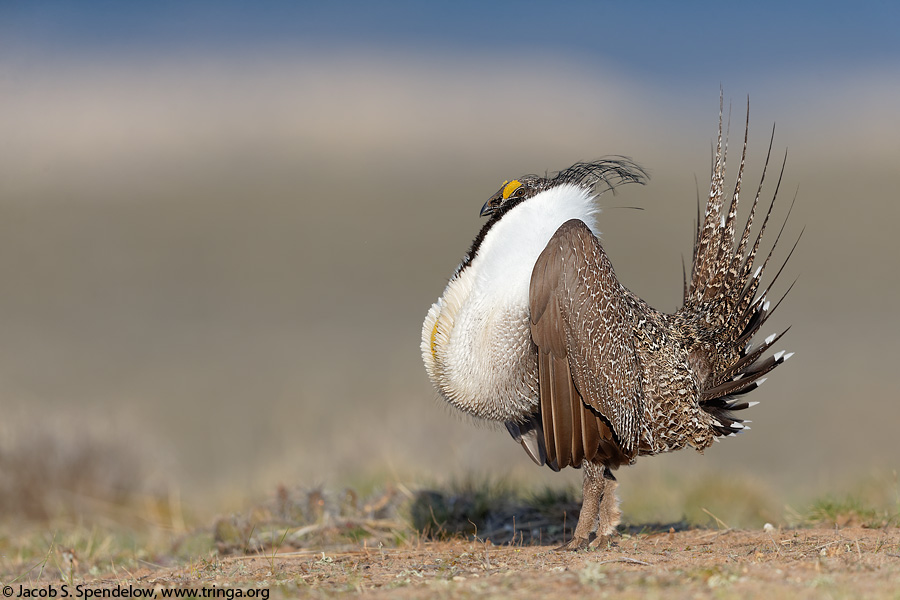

left=421, top=104, right=796, bottom=550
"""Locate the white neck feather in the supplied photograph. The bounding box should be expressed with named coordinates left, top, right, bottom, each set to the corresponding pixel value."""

left=470, top=183, right=599, bottom=306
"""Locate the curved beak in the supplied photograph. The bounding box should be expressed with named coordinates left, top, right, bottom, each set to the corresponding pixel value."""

left=479, top=200, right=495, bottom=217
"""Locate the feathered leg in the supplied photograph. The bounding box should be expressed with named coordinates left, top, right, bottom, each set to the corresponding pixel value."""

left=558, top=461, right=620, bottom=551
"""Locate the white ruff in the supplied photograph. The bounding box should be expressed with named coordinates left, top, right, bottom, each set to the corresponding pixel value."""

left=422, top=184, right=600, bottom=422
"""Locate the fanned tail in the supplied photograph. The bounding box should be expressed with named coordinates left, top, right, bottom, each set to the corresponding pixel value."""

left=680, top=96, right=799, bottom=437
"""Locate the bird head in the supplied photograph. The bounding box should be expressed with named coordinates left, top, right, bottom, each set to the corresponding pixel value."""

left=480, top=159, right=648, bottom=219
left=480, top=176, right=545, bottom=217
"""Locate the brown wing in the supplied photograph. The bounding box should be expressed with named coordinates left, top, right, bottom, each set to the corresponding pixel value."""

left=529, top=219, right=642, bottom=469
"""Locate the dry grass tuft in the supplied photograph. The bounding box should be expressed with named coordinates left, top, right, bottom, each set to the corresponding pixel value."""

left=212, top=484, right=412, bottom=555
left=803, top=496, right=900, bottom=528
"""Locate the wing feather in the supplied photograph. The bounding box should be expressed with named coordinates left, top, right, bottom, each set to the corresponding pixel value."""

left=529, top=219, right=643, bottom=466
left=550, top=354, right=574, bottom=468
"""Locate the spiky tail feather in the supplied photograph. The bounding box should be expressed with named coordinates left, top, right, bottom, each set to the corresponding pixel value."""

left=679, top=97, right=799, bottom=438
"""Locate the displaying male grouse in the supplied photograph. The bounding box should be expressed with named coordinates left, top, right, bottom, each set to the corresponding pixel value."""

left=421, top=102, right=796, bottom=550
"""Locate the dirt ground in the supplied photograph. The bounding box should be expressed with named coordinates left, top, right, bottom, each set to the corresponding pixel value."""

left=74, top=527, right=900, bottom=599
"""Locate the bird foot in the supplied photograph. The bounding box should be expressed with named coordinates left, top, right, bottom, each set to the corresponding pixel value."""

left=555, top=535, right=591, bottom=552
left=555, top=533, right=615, bottom=552
left=589, top=534, right=615, bottom=550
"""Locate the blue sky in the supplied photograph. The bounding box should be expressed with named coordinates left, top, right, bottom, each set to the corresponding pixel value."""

left=3, top=1, right=899, bottom=84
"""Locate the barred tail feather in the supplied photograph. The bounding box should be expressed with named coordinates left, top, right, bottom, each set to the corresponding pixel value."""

left=679, top=97, right=798, bottom=437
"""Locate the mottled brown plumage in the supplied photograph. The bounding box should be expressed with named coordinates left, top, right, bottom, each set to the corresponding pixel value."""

left=422, top=99, right=796, bottom=550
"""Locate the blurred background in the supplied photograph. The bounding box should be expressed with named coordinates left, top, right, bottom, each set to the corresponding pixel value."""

left=0, top=1, right=898, bottom=521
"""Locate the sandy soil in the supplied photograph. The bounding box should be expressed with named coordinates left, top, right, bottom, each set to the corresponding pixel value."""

left=78, top=527, right=900, bottom=599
